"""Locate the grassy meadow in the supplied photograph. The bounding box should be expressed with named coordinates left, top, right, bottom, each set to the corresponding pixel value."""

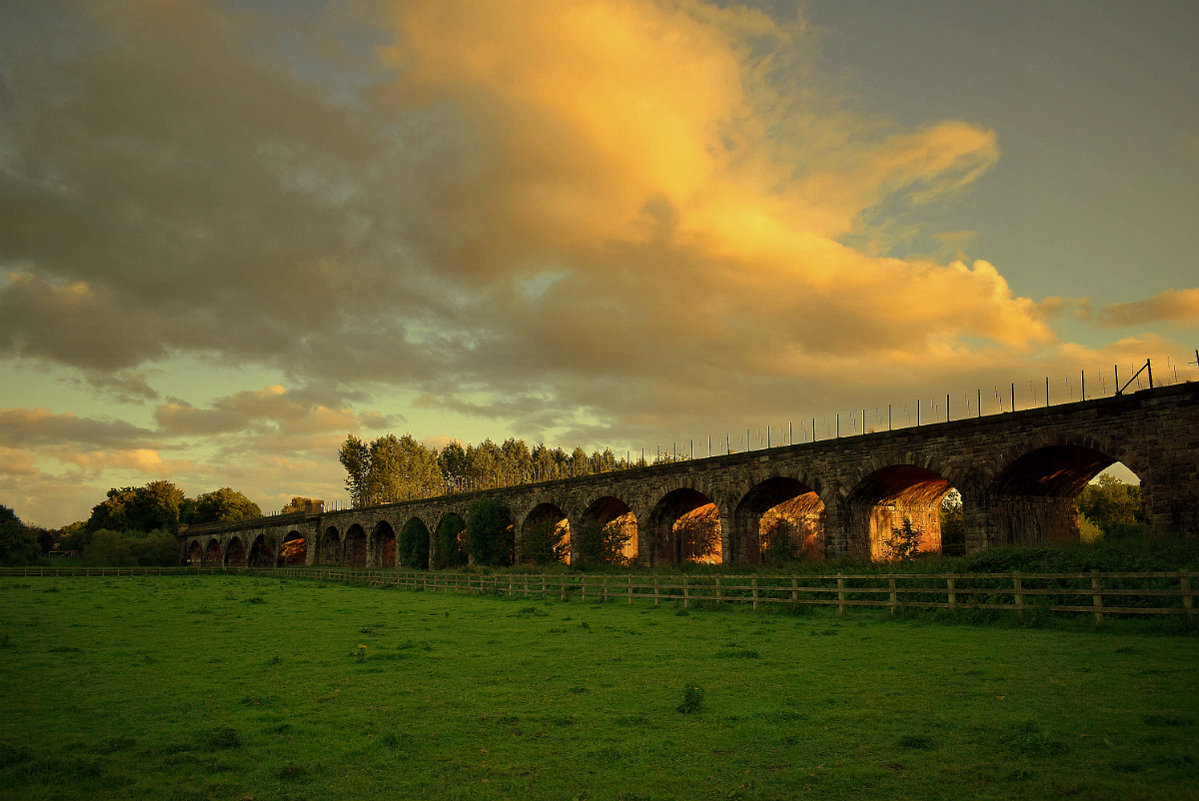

left=1, top=574, right=1197, bottom=801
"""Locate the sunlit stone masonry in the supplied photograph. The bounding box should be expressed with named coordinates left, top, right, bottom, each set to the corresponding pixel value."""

left=182, top=383, right=1199, bottom=568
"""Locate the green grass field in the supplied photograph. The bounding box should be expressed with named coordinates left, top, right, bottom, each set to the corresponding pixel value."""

left=2, top=575, right=1197, bottom=800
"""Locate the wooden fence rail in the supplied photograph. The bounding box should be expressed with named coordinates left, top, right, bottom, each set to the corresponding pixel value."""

left=3, top=565, right=1195, bottom=621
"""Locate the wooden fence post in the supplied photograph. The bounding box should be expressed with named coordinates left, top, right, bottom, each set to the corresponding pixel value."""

left=947, top=576, right=957, bottom=608
left=836, top=576, right=846, bottom=616
left=653, top=576, right=660, bottom=607
left=627, top=575, right=633, bottom=606
left=791, top=577, right=798, bottom=603
left=1091, top=571, right=1104, bottom=624
left=683, top=576, right=690, bottom=608
left=715, top=576, right=722, bottom=605
left=888, top=576, right=898, bottom=615
left=752, top=576, right=759, bottom=610
left=1013, top=573, right=1024, bottom=618
left=1181, top=572, right=1195, bottom=618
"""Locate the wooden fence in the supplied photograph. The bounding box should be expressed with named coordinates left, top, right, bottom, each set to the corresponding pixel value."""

left=3, top=565, right=1195, bottom=622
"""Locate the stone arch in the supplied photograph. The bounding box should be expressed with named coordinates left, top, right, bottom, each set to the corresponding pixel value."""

left=519, top=502, right=570, bottom=565
left=992, top=431, right=1141, bottom=486
left=318, top=526, right=340, bottom=565
left=225, top=536, right=246, bottom=567
left=248, top=534, right=273, bottom=567
left=846, top=464, right=956, bottom=561
left=732, top=476, right=825, bottom=564
left=579, top=495, right=639, bottom=565
left=371, top=521, right=396, bottom=568
left=989, top=436, right=1138, bottom=545
left=186, top=540, right=203, bottom=565
left=398, top=517, right=431, bottom=569
left=343, top=524, right=367, bottom=567
left=648, top=487, right=722, bottom=565
left=204, top=538, right=222, bottom=565
left=279, top=530, right=306, bottom=566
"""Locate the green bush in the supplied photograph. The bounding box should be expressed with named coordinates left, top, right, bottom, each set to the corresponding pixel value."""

left=677, top=684, right=705, bottom=714
left=433, top=515, right=467, bottom=570
left=572, top=520, right=631, bottom=569
left=465, top=499, right=514, bottom=567
left=83, top=530, right=136, bottom=566
left=520, top=519, right=569, bottom=565
left=398, top=519, right=430, bottom=569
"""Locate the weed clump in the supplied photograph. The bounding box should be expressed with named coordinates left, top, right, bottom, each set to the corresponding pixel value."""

left=999, top=721, right=1067, bottom=756
left=1143, top=712, right=1193, bottom=727
left=898, top=735, right=934, bottom=750
left=715, top=647, right=759, bottom=659
left=678, top=684, right=705, bottom=714
left=205, top=726, right=242, bottom=750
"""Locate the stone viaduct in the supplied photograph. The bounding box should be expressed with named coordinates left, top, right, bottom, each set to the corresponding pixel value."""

left=181, top=383, right=1199, bottom=569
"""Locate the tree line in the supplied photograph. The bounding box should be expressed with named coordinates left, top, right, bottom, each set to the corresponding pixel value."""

left=0, top=482, right=291, bottom=567
left=338, top=434, right=656, bottom=506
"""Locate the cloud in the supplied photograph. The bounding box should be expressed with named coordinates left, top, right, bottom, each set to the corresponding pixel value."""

left=2, top=0, right=1164, bottom=462
left=59, top=448, right=189, bottom=476
left=0, top=446, right=36, bottom=476
left=0, top=408, right=159, bottom=449
left=1100, top=288, right=1199, bottom=327
left=155, top=385, right=368, bottom=442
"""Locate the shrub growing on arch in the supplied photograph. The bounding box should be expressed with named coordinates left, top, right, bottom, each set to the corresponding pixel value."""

left=398, top=519, right=430, bottom=570
left=465, top=499, right=514, bottom=567
left=521, top=519, right=569, bottom=565
left=572, top=520, right=632, bottom=569
left=433, top=516, right=467, bottom=569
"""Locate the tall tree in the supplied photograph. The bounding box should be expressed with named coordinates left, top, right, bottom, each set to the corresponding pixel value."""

left=467, top=439, right=504, bottom=489
left=86, top=481, right=185, bottom=534
left=368, top=434, right=442, bottom=502
left=0, top=505, right=40, bottom=566
left=437, top=441, right=470, bottom=491
left=188, top=488, right=262, bottom=525
left=338, top=434, right=372, bottom=505
left=500, top=438, right=532, bottom=484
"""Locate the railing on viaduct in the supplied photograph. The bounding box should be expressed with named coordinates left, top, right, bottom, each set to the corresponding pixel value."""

left=179, top=383, right=1199, bottom=570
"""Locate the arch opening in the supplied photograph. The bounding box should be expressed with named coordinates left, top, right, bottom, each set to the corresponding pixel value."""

left=343, top=524, right=367, bottom=568
left=371, top=521, right=397, bottom=568
left=278, top=531, right=306, bottom=566
left=520, top=503, right=570, bottom=565
left=224, top=536, right=246, bottom=568
left=733, top=477, right=825, bottom=565
left=187, top=541, right=203, bottom=566
left=398, top=518, right=430, bottom=569
left=849, top=466, right=955, bottom=561
left=579, top=496, right=638, bottom=566
left=248, top=534, right=273, bottom=567
left=204, top=538, right=222, bottom=565
left=319, top=527, right=340, bottom=565
left=993, top=445, right=1137, bottom=545
left=649, top=488, right=722, bottom=565
left=1076, top=463, right=1145, bottom=542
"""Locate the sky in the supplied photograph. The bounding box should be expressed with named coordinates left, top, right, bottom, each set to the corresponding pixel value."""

left=1, top=0, right=1197, bottom=528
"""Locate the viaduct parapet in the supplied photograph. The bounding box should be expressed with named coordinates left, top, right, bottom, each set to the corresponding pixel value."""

left=181, top=383, right=1199, bottom=569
